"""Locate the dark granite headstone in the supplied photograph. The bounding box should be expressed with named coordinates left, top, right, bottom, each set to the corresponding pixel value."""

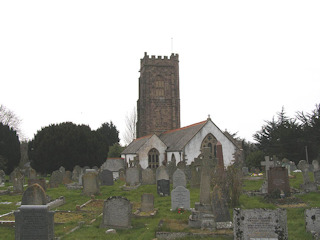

left=99, top=169, right=114, bottom=186
left=157, top=179, right=170, bottom=196
left=233, top=208, right=288, bottom=240
left=14, top=205, right=54, bottom=240
left=100, top=196, right=132, bottom=229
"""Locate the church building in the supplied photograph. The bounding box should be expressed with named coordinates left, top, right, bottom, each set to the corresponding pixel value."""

left=121, top=52, right=241, bottom=169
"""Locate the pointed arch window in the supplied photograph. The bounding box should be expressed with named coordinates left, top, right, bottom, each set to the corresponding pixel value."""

left=201, top=133, right=217, bottom=158
left=148, top=148, right=160, bottom=169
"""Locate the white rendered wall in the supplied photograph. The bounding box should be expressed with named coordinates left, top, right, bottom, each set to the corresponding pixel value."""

left=184, top=121, right=237, bottom=166
left=137, top=135, right=167, bottom=169
left=121, top=154, right=136, bottom=166
left=166, top=152, right=182, bottom=163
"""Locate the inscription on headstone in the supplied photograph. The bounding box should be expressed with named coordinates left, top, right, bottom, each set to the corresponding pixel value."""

left=171, top=186, right=190, bottom=210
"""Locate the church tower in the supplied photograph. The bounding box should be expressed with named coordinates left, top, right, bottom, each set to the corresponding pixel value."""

left=136, top=52, right=180, bottom=138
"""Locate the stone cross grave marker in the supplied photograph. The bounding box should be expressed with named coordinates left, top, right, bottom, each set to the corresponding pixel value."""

left=298, top=160, right=318, bottom=192
left=171, top=186, right=190, bottom=210
left=14, top=205, right=55, bottom=240
left=140, top=193, right=154, bottom=212
left=22, top=184, right=47, bottom=205
left=172, top=168, right=186, bottom=189
left=233, top=208, right=288, bottom=240
left=100, top=196, right=132, bottom=229
left=261, top=156, right=275, bottom=179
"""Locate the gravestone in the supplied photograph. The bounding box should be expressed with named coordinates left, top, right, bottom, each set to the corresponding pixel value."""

left=290, top=161, right=297, bottom=171
left=0, top=170, right=5, bottom=185
left=99, top=169, right=114, bottom=186
left=314, top=170, right=320, bottom=185
left=168, top=158, right=177, bottom=183
left=82, top=171, right=100, bottom=196
left=261, top=156, right=275, bottom=179
left=156, top=166, right=170, bottom=196
left=126, top=167, right=140, bottom=186
left=72, top=165, right=82, bottom=182
left=190, top=162, right=201, bottom=188
left=171, top=186, right=190, bottom=210
left=13, top=172, right=24, bottom=193
left=267, top=166, right=290, bottom=197
left=233, top=208, right=288, bottom=240
left=282, top=158, right=291, bottom=175
left=62, top=171, right=72, bottom=184
left=28, top=178, right=47, bottom=191
left=14, top=205, right=54, bottom=240
left=140, top=193, right=154, bottom=212
left=305, top=208, right=320, bottom=236
left=100, top=196, right=132, bottom=229
left=242, top=167, right=249, bottom=176
left=29, top=168, right=37, bottom=180
left=59, top=166, right=65, bottom=175
left=141, top=168, right=156, bottom=185
left=298, top=160, right=317, bottom=192
left=188, top=148, right=216, bottom=230
left=49, top=170, right=63, bottom=188
left=21, top=184, right=47, bottom=205
left=172, top=169, right=186, bottom=189
left=119, top=169, right=125, bottom=181
left=212, top=184, right=230, bottom=222
left=313, top=160, right=320, bottom=172
left=10, top=167, right=23, bottom=183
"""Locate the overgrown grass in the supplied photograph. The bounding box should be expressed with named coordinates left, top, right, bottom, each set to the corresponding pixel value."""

left=0, top=172, right=318, bottom=239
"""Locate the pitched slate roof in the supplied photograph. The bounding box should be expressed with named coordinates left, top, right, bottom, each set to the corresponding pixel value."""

left=159, top=120, right=207, bottom=151
left=121, top=134, right=153, bottom=154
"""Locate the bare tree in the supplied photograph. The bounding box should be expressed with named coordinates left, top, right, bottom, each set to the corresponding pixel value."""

left=0, top=104, right=24, bottom=140
left=122, top=107, right=137, bottom=145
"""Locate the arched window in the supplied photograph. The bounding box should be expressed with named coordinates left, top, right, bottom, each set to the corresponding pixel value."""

left=148, top=148, right=160, bottom=169
left=201, top=133, right=217, bottom=158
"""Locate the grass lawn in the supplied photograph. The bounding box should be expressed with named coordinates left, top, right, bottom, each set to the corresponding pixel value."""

left=0, top=172, right=318, bottom=239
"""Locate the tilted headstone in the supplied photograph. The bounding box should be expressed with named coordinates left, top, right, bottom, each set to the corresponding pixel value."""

left=126, top=167, right=140, bottom=186
left=212, top=184, right=230, bottom=222
left=82, top=171, right=100, bottom=196
left=100, top=196, right=132, bottom=229
left=267, top=166, right=290, bottom=197
left=141, top=168, right=156, bottom=185
left=171, top=186, right=190, bottom=210
left=156, top=166, right=170, bottom=196
left=305, top=208, right=320, bottom=236
left=49, top=170, right=63, bottom=188
left=99, top=169, right=114, bottom=186
left=298, top=160, right=318, bottom=192
left=140, top=193, right=154, bottom=212
left=233, top=208, right=288, bottom=240
left=14, top=205, right=54, bottom=240
left=21, top=184, right=47, bottom=205
left=172, top=169, right=186, bottom=189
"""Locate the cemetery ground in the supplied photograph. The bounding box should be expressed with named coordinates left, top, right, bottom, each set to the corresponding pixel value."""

left=0, top=172, right=318, bottom=240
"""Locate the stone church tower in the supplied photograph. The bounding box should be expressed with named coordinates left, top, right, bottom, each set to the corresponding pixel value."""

left=136, top=52, right=180, bottom=138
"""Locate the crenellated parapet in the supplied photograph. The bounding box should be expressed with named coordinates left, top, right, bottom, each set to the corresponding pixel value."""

left=140, top=52, right=179, bottom=67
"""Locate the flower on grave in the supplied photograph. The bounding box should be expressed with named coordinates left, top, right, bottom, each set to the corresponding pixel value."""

left=177, top=208, right=185, bottom=214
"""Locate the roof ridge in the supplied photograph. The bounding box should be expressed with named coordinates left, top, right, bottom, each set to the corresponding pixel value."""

left=133, top=134, right=153, bottom=142
left=162, top=120, right=207, bottom=135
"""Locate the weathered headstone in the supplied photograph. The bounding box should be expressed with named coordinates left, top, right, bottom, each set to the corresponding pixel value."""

left=233, top=208, right=288, bottom=240
left=100, top=196, right=132, bottom=229
left=141, top=168, right=156, bottom=185
left=171, top=186, right=190, bottom=210
left=156, top=166, right=170, bottom=196
left=168, top=158, right=177, bottom=183
left=140, top=193, right=154, bottom=212
left=21, top=184, right=47, bottom=205
left=305, top=208, right=320, bottom=236
left=0, top=170, right=5, bottom=185
left=172, top=169, right=186, bottom=189
left=49, top=170, right=63, bottom=188
left=59, top=166, right=65, bottom=175
left=212, top=184, right=230, bottom=222
left=298, top=160, right=317, bottom=192
left=267, top=166, right=290, bottom=197
left=72, top=165, right=82, bottom=182
left=62, top=171, right=72, bottom=184
left=190, top=162, right=201, bottom=188
left=10, top=167, right=23, bottom=183
left=241, top=167, right=249, bottom=176
left=313, top=160, right=320, bottom=172
left=314, top=170, right=320, bottom=185
left=99, top=169, right=114, bottom=186
left=82, top=171, right=100, bottom=196
left=126, top=167, right=140, bottom=186
left=29, top=168, right=37, bottom=180
left=290, top=161, right=297, bottom=171
left=14, top=205, right=55, bottom=240
left=28, top=178, right=47, bottom=191
left=119, top=169, right=125, bottom=181
left=13, top=172, right=24, bottom=193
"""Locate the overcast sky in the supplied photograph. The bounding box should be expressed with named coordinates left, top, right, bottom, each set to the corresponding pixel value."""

left=1, top=1, right=319, bottom=144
